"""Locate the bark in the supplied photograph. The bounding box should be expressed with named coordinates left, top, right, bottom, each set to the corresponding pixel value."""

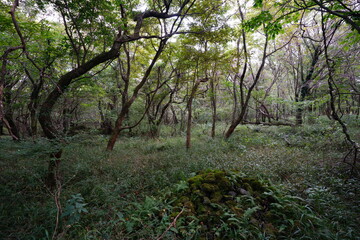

left=3, top=83, right=20, bottom=139
left=296, top=45, right=322, bottom=125
left=106, top=108, right=128, bottom=150
left=171, top=105, right=178, bottom=124
left=1, top=45, right=22, bottom=140
left=24, top=68, right=45, bottom=137
left=45, top=150, right=62, bottom=190
left=210, top=76, right=217, bottom=138
left=231, top=75, right=239, bottom=123
left=186, top=77, right=207, bottom=149
left=98, top=101, right=113, bottom=135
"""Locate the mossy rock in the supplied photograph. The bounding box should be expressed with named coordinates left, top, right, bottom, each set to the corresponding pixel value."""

left=166, top=170, right=325, bottom=240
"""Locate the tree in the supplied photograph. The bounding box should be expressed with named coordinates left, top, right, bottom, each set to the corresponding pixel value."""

left=1, top=0, right=198, bottom=186
left=225, top=0, right=297, bottom=138
left=320, top=12, right=359, bottom=171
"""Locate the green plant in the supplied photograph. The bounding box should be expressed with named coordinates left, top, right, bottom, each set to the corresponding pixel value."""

left=62, top=194, right=88, bottom=225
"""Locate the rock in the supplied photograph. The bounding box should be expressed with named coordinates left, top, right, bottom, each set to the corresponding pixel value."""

left=228, top=191, right=237, bottom=197
left=238, top=188, right=250, bottom=196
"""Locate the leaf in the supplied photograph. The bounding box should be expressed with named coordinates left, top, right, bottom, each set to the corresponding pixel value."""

left=253, top=0, right=263, bottom=8
left=243, top=206, right=260, bottom=219
left=170, top=227, right=178, bottom=233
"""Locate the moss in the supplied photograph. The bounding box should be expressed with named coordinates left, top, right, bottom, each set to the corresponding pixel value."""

left=188, top=174, right=204, bottom=186
left=203, top=172, right=217, bottom=183
left=211, top=191, right=223, bottom=202
left=168, top=170, right=314, bottom=239
left=202, top=183, right=219, bottom=193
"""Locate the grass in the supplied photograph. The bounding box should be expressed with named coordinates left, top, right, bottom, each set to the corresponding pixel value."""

left=0, top=119, right=359, bottom=239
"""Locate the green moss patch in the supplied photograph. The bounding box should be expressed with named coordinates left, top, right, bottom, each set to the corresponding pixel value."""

left=166, top=170, right=327, bottom=239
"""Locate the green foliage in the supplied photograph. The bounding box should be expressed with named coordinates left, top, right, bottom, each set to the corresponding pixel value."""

left=113, top=170, right=335, bottom=239
left=253, top=0, right=263, bottom=8
left=62, top=194, right=88, bottom=225
left=1, top=123, right=359, bottom=239
left=243, top=10, right=273, bottom=31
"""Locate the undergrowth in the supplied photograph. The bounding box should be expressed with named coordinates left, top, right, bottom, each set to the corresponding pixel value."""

left=0, top=120, right=359, bottom=239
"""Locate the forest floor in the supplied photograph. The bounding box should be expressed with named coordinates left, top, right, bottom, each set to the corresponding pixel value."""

left=1, top=117, right=360, bottom=239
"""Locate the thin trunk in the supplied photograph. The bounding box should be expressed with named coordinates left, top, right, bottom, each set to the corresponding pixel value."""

left=210, top=77, right=216, bottom=138
left=231, top=76, right=238, bottom=123
left=186, top=98, right=193, bottom=149
left=186, top=77, right=207, bottom=149
left=106, top=40, right=167, bottom=150
left=321, top=15, right=358, bottom=171
left=171, top=105, right=178, bottom=124
left=225, top=33, right=268, bottom=139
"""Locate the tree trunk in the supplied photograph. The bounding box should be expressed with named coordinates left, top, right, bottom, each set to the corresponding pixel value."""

left=26, top=75, right=43, bottom=137
left=0, top=120, right=3, bottom=135
left=4, top=89, right=20, bottom=140
left=186, top=78, right=207, bottom=148
left=186, top=99, right=193, bottom=149
left=45, top=150, right=62, bottom=189
left=225, top=117, right=241, bottom=139
left=210, top=77, right=217, bottom=138
left=106, top=109, right=127, bottom=150
left=106, top=40, right=167, bottom=150
left=225, top=32, right=268, bottom=139
left=296, top=105, right=303, bottom=125
left=98, top=101, right=113, bottom=135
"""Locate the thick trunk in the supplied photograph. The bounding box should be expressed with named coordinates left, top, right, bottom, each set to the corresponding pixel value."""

left=225, top=120, right=240, bottom=139
left=29, top=107, right=37, bottom=136
left=27, top=80, right=43, bottom=137
left=295, top=46, right=321, bottom=125
left=106, top=109, right=127, bottom=150
left=98, top=101, right=114, bottom=135
left=39, top=44, right=121, bottom=139
left=4, top=113, right=19, bottom=139
left=37, top=40, right=121, bottom=190
left=211, top=107, right=216, bottom=138
left=4, top=90, right=20, bottom=140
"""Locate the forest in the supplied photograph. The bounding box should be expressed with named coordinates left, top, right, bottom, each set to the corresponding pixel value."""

left=0, top=0, right=359, bottom=239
